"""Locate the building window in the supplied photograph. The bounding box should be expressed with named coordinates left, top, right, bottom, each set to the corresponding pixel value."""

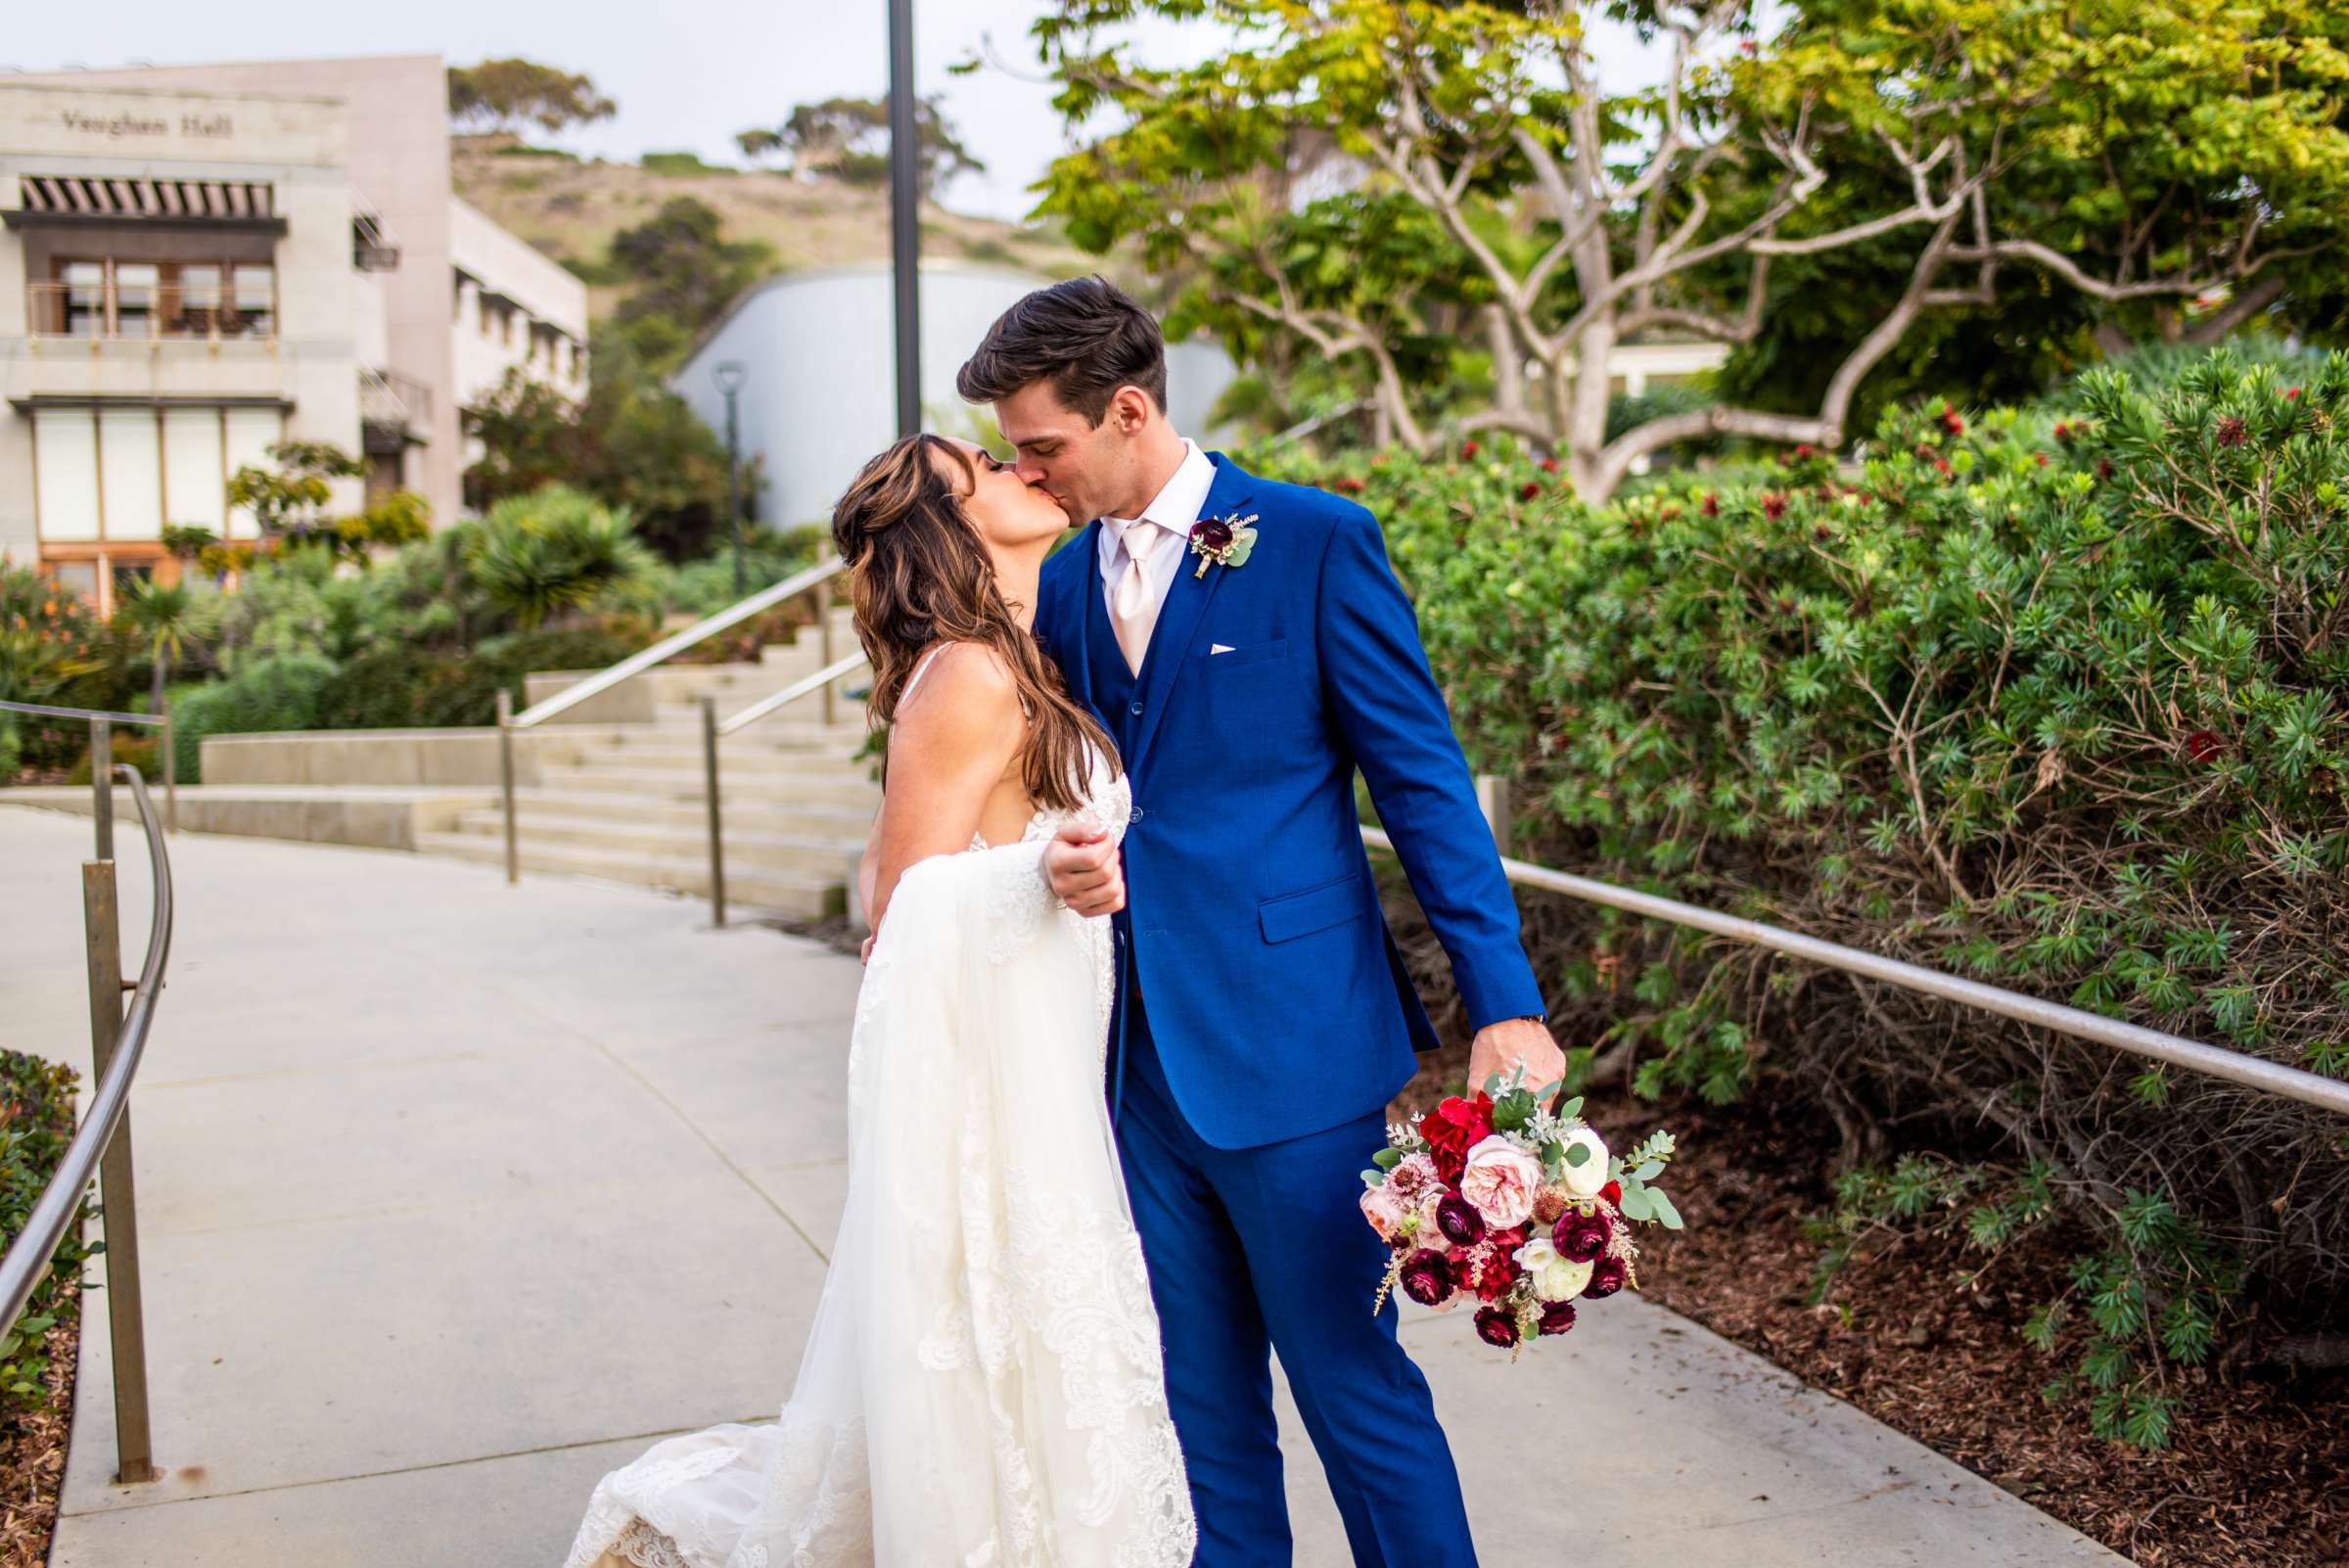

left=30, top=258, right=276, bottom=340
left=33, top=403, right=285, bottom=547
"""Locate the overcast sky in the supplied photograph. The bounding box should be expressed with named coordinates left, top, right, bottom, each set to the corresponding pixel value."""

left=3, top=1, right=1681, bottom=223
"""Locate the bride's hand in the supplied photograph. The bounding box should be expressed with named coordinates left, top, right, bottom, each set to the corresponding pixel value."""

left=860, top=934, right=877, bottom=965
left=1045, top=825, right=1126, bottom=916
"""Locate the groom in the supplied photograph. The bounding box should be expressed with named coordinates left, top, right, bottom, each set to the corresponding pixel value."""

left=959, top=277, right=1558, bottom=1567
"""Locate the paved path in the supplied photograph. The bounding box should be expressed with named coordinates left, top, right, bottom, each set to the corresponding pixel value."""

left=0, top=807, right=2133, bottom=1567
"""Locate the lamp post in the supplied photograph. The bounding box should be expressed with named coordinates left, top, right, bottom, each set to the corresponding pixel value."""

left=714, top=360, right=748, bottom=596
left=888, top=0, right=921, bottom=438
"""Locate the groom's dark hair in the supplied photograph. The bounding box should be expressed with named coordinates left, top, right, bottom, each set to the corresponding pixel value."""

left=956, top=275, right=1168, bottom=426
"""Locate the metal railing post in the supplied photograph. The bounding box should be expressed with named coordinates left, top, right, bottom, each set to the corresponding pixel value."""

left=160, top=703, right=177, bottom=834
left=495, top=689, right=519, bottom=886
left=701, top=695, right=727, bottom=929
left=89, top=716, right=114, bottom=860
left=81, top=855, right=157, bottom=1484
left=1475, top=774, right=1513, bottom=859
left=816, top=577, right=837, bottom=729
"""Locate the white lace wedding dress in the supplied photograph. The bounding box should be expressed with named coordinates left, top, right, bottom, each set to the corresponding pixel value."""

left=562, top=661, right=1193, bottom=1568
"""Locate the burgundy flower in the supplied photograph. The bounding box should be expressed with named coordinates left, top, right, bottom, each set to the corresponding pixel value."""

left=1471, top=1242, right=1522, bottom=1302
left=2185, top=729, right=2225, bottom=763
left=1553, top=1206, right=1613, bottom=1264
left=1333, top=476, right=1366, bottom=495
left=1584, top=1258, right=1630, bottom=1300
left=1458, top=439, right=1481, bottom=460
left=1436, top=1193, right=1488, bottom=1248
left=1399, top=1249, right=1455, bottom=1308
left=2096, top=457, right=2114, bottom=481
left=2215, top=417, right=2248, bottom=448
left=1761, top=493, right=1787, bottom=521
left=1191, top=517, right=1235, bottom=553
left=1700, top=493, right=1720, bottom=518
left=1475, top=1305, right=1522, bottom=1349
left=1940, top=407, right=1965, bottom=437
left=1520, top=482, right=1543, bottom=501
left=1538, top=1300, right=1579, bottom=1336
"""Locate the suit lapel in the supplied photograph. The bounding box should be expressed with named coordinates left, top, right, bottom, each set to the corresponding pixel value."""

left=1058, top=522, right=1104, bottom=714
left=1127, top=454, right=1256, bottom=781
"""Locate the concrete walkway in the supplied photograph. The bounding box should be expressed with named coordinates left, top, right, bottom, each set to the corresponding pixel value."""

left=0, top=806, right=2133, bottom=1567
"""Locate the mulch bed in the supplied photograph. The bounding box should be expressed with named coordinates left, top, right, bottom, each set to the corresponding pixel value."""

left=0, top=1303, right=83, bottom=1567
left=1392, top=1053, right=2349, bottom=1568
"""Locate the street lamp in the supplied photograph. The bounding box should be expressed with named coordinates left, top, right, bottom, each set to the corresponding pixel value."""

left=714, top=360, right=748, bottom=596
left=888, top=0, right=921, bottom=437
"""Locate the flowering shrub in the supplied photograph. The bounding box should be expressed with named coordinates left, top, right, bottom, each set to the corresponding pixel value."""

left=0, top=1049, right=91, bottom=1413
left=1256, top=346, right=2349, bottom=1444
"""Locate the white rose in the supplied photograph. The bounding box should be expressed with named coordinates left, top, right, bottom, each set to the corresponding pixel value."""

left=1513, top=1236, right=1594, bottom=1302
left=1557, top=1128, right=1611, bottom=1198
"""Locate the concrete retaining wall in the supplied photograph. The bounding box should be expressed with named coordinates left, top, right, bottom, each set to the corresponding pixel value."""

left=200, top=727, right=579, bottom=788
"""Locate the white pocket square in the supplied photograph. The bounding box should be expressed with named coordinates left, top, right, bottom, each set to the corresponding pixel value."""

left=1210, top=643, right=1236, bottom=655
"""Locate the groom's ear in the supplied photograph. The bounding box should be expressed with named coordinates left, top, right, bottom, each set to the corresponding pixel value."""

left=1105, top=384, right=1158, bottom=436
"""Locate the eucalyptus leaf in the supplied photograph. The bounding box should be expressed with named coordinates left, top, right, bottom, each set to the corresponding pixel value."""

left=1564, top=1141, right=1590, bottom=1167
left=1650, top=1187, right=1683, bottom=1230
left=1635, top=1160, right=1666, bottom=1181
left=1361, top=1170, right=1386, bottom=1188
left=1617, top=1184, right=1655, bottom=1222
left=1373, top=1146, right=1405, bottom=1170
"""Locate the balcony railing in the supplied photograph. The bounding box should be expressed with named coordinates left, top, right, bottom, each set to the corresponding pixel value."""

left=359, top=367, right=434, bottom=438
left=26, top=280, right=276, bottom=343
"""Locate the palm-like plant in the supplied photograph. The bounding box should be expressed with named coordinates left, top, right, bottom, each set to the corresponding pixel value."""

left=115, top=578, right=207, bottom=716
left=464, top=485, right=658, bottom=631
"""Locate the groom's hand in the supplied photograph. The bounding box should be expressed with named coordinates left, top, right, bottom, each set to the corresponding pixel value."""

left=1466, top=1017, right=1568, bottom=1107
left=1044, top=825, right=1125, bottom=916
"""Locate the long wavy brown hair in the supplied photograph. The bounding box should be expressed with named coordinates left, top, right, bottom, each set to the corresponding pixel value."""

left=831, top=435, right=1118, bottom=813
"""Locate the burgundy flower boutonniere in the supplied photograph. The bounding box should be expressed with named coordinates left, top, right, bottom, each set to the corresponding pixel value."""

left=1188, top=513, right=1260, bottom=578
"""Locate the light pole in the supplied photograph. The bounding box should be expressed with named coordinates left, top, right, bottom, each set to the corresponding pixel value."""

left=714, top=360, right=748, bottom=596
left=888, top=0, right=921, bottom=438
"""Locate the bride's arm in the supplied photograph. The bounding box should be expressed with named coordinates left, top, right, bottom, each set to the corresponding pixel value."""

left=866, top=644, right=1024, bottom=939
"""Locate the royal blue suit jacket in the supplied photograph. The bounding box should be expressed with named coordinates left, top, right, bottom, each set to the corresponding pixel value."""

left=1034, top=453, right=1543, bottom=1149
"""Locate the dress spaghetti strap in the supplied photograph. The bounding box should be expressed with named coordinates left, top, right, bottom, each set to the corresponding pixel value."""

left=899, top=642, right=958, bottom=707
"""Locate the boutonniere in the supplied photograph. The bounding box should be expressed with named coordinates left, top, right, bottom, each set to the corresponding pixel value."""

left=1188, top=513, right=1260, bottom=578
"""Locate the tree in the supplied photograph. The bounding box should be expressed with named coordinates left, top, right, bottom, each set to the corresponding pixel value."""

left=464, top=485, right=659, bottom=630
left=751, top=94, right=985, bottom=198
left=1028, top=0, right=2349, bottom=498
left=224, top=443, right=430, bottom=564
left=462, top=331, right=759, bottom=558
left=114, top=578, right=205, bottom=715
left=604, top=197, right=777, bottom=371
left=447, top=59, right=618, bottom=137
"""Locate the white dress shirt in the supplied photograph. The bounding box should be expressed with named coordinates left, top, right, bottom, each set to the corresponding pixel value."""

left=1096, top=439, right=1216, bottom=633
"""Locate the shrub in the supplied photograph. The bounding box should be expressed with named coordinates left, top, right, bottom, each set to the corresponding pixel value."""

left=0, top=562, right=116, bottom=768
left=465, top=485, right=660, bottom=630
left=312, top=622, right=651, bottom=730
left=0, top=1050, right=93, bottom=1413
left=170, top=653, right=339, bottom=782
left=1255, top=346, right=2349, bottom=1444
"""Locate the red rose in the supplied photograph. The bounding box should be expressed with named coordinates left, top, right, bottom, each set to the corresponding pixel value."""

left=1475, top=1305, right=1522, bottom=1349
left=1599, top=1179, right=1622, bottom=1206
left=1191, top=517, right=1235, bottom=553
left=1538, top=1300, right=1579, bottom=1335
left=1584, top=1258, right=1630, bottom=1299
left=1421, top=1094, right=1494, bottom=1182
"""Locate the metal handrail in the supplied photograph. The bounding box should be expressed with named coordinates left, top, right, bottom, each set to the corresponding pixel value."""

left=1, top=699, right=178, bottom=834
left=498, top=555, right=850, bottom=887
left=0, top=761, right=170, bottom=1483
left=508, top=556, right=849, bottom=730
left=696, top=651, right=874, bottom=928
left=1362, top=822, right=2349, bottom=1118
left=715, top=652, right=869, bottom=738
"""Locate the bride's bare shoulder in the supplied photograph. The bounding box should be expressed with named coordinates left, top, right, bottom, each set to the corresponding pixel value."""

left=894, top=642, right=1023, bottom=754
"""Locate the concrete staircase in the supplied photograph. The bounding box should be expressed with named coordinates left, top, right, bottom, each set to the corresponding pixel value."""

left=417, top=608, right=878, bottom=920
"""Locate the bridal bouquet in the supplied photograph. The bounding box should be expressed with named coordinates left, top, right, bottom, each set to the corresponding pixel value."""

left=1360, top=1073, right=1683, bottom=1354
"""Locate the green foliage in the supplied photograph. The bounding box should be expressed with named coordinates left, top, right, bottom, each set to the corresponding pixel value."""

left=602, top=198, right=775, bottom=374
left=311, top=623, right=650, bottom=731
left=223, top=441, right=431, bottom=564
left=168, top=654, right=339, bottom=782
left=639, top=151, right=733, bottom=178
left=464, top=485, right=660, bottom=631
left=746, top=95, right=983, bottom=197
left=447, top=59, right=616, bottom=136
left=0, top=561, right=115, bottom=768
left=463, top=331, right=758, bottom=557
left=0, top=1050, right=93, bottom=1412
left=1265, top=345, right=2349, bottom=1400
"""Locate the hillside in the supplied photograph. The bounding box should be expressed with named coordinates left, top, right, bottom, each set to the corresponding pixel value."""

left=449, top=136, right=1110, bottom=325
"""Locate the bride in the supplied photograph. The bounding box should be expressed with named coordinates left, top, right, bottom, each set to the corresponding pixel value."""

left=562, top=436, right=1196, bottom=1567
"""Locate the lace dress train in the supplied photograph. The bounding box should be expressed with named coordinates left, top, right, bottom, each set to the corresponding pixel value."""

left=562, top=753, right=1191, bottom=1568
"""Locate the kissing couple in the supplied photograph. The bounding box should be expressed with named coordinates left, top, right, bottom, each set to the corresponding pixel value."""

left=564, top=276, right=1561, bottom=1568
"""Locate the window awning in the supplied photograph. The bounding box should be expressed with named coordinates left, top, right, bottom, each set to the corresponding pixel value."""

left=7, top=175, right=287, bottom=232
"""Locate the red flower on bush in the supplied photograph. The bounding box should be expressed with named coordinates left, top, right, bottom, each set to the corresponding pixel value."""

left=1333, top=476, right=1366, bottom=495
left=2035, top=452, right=2049, bottom=467
left=1933, top=457, right=1952, bottom=477
left=1940, top=407, right=1965, bottom=437
left=1761, top=493, right=1787, bottom=521
left=2096, top=457, right=2114, bottom=481
left=2283, top=387, right=2301, bottom=400
left=2215, top=417, right=2248, bottom=448
left=1520, top=482, right=1543, bottom=500
left=1700, top=493, right=1720, bottom=518
left=1458, top=439, right=1480, bottom=461
left=1539, top=455, right=1560, bottom=474
left=1421, top=1093, right=1494, bottom=1183
left=2185, top=729, right=2225, bottom=763
left=1792, top=442, right=1814, bottom=460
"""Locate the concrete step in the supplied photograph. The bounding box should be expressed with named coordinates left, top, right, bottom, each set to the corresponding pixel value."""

left=491, top=789, right=874, bottom=837
left=533, top=764, right=879, bottom=809
left=446, top=808, right=862, bottom=877
left=415, top=831, right=845, bottom=920
left=577, top=731, right=869, bottom=762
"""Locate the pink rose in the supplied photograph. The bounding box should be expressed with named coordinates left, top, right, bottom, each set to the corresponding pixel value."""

left=1359, top=1182, right=1412, bottom=1244
left=1458, top=1134, right=1543, bottom=1229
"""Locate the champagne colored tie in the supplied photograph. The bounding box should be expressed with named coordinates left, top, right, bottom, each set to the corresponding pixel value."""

left=1112, top=522, right=1165, bottom=675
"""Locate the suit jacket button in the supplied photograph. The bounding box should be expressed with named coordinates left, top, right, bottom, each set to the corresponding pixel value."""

left=1128, top=701, right=1144, bottom=716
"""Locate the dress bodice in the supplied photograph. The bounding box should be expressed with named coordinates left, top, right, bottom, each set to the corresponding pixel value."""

left=898, top=644, right=1130, bottom=854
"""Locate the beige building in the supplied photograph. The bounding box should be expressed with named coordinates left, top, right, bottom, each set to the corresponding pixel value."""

left=0, top=55, right=585, bottom=614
